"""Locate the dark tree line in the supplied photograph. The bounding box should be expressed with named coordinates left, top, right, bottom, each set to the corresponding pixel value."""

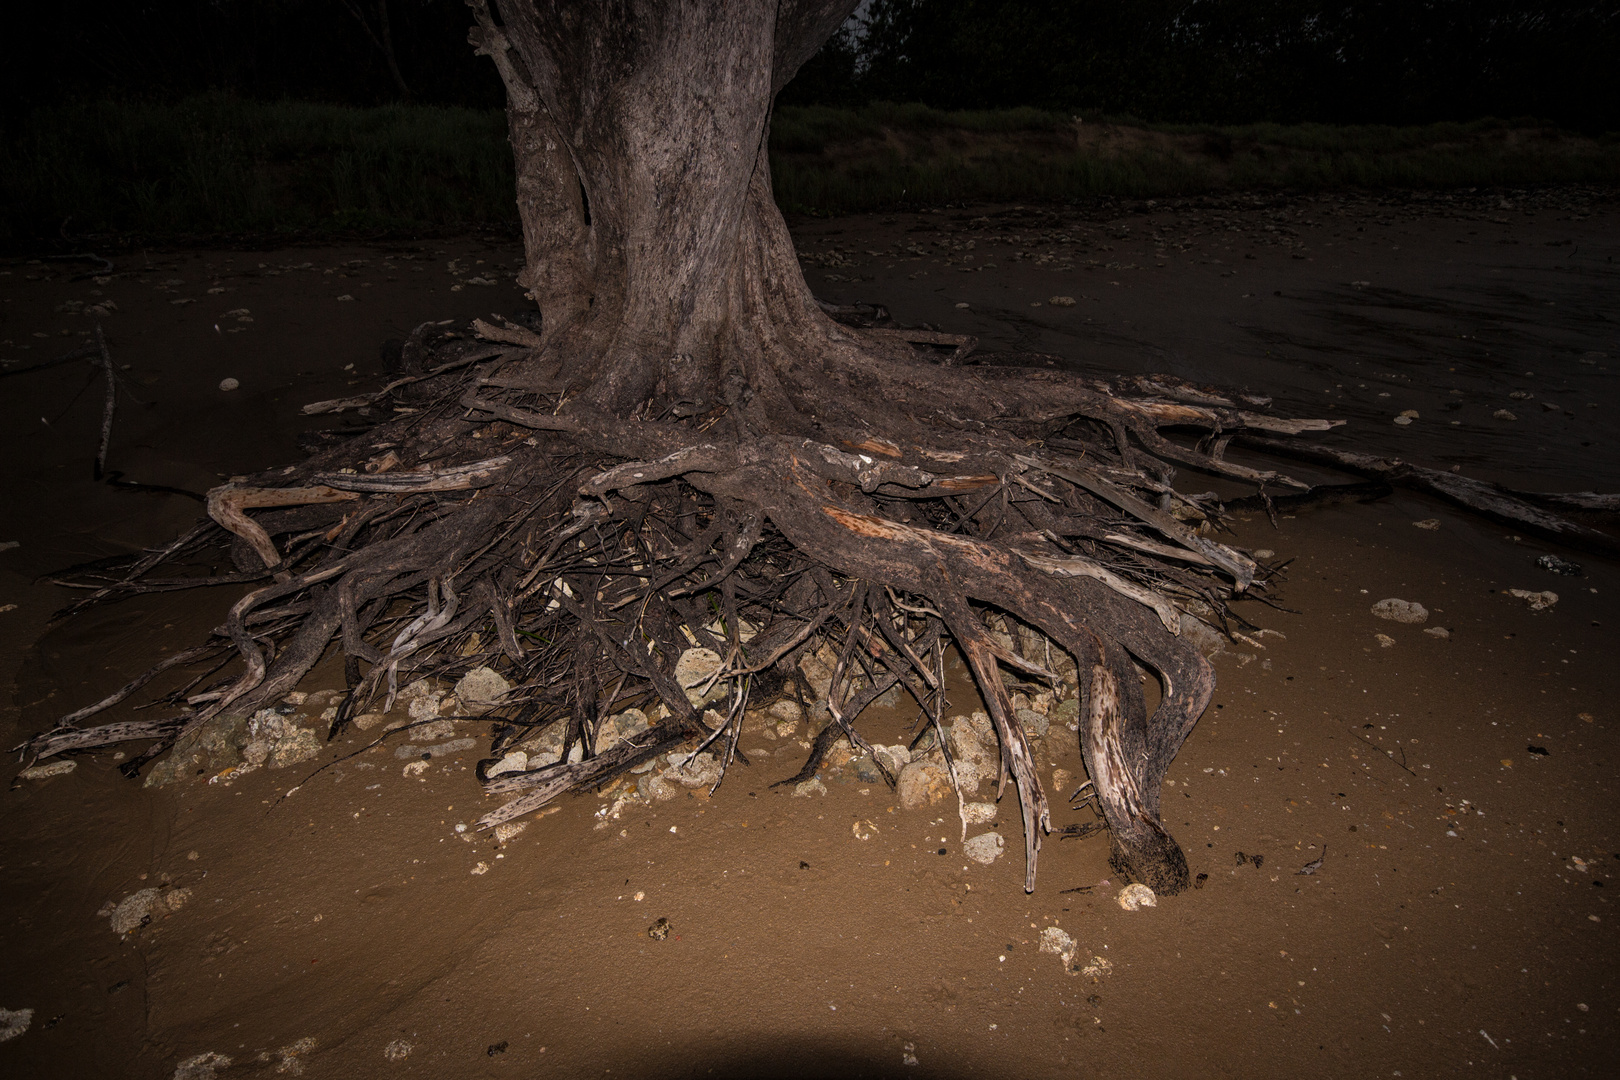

left=789, top=0, right=1618, bottom=130
left=5, top=1, right=1615, bottom=130
left=4, top=1, right=505, bottom=116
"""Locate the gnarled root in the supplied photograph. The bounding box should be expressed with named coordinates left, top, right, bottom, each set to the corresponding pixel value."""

left=29, top=314, right=1606, bottom=892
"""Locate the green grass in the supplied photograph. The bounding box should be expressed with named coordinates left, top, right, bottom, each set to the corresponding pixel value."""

left=4, top=96, right=1616, bottom=242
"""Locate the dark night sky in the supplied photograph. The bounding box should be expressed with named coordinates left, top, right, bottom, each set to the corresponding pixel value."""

left=5, top=1, right=1615, bottom=130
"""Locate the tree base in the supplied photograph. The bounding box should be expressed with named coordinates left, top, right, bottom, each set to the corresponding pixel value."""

left=28, top=307, right=1608, bottom=892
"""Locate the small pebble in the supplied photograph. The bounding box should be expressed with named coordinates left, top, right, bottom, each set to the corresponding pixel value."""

left=1117, top=883, right=1157, bottom=910
left=218, top=377, right=239, bottom=392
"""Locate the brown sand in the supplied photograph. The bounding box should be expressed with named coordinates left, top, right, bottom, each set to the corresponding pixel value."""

left=2, top=189, right=1616, bottom=1079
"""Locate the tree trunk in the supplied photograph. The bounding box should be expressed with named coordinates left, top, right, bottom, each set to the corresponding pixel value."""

left=455, top=1, right=1218, bottom=892
left=472, top=0, right=860, bottom=417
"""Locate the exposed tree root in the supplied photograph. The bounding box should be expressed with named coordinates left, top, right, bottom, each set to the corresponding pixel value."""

left=20, top=314, right=1614, bottom=895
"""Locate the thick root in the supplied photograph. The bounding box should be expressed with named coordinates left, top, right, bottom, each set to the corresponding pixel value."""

left=27, top=314, right=1609, bottom=892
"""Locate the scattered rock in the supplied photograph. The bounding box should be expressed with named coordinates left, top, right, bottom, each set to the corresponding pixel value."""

left=1015, top=707, right=1049, bottom=739
left=947, top=712, right=998, bottom=792
left=402, top=761, right=429, bottom=778
left=768, top=699, right=804, bottom=724
left=1079, top=955, right=1114, bottom=978
left=398, top=678, right=439, bottom=701
left=872, top=743, right=911, bottom=777
left=19, top=760, right=75, bottom=780
left=647, top=917, right=672, bottom=940
left=107, top=888, right=159, bottom=934
left=409, top=718, right=457, bottom=741
left=1050, top=698, right=1080, bottom=729
left=897, top=762, right=951, bottom=808
left=0, top=1007, right=33, bottom=1043
left=1506, top=589, right=1558, bottom=611
left=666, top=750, right=721, bottom=788
left=796, top=646, right=838, bottom=699
left=383, top=1040, right=413, bottom=1062
left=1413, top=518, right=1440, bottom=530
left=406, top=693, right=445, bottom=723
left=1038, top=926, right=1079, bottom=972
left=962, top=801, right=997, bottom=825
left=1394, top=410, right=1418, bottom=425
left=1116, top=883, right=1157, bottom=910
left=675, top=648, right=726, bottom=706
left=1049, top=295, right=1076, bottom=306
left=352, top=712, right=387, bottom=730
left=454, top=666, right=510, bottom=708
left=793, top=776, right=828, bottom=798
left=1493, top=409, right=1518, bottom=421
left=275, top=1037, right=316, bottom=1075
left=145, top=711, right=251, bottom=787
left=394, top=738, right=476, bottom=760
left=1375, top=633, right=1396, bottom=648
left=852, top=754, right=882, bottom=783
left=1371, top=598, right=1428, bottom=624
left=95, top=886, right=189, bottom=933
left=1537, top=554, right=1583, bottom=577
left=964, top=832, right=1005, bottom=864
left=642, top=773, right=679, bottom=801
left=520, top=724, right=566, bottom=766
left=493, top=821, right=527, bottom=844
left=485, top=750, right=528, bottom=778
left=173, top=1052, right=233, bottom=1080
left=1423, top=626, right=1451, bottom=639
left=597, top=709, right=650, bottom=753
left=218, top=378, right=239, bottom=392
left=470, top=862, right=489, bottom=875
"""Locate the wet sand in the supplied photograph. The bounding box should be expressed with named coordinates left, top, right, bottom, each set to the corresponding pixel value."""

left=2, top=189, right=1617, bottom=1079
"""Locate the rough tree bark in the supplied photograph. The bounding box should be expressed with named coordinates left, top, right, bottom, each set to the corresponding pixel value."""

left=27, top=0, right=1613, bottom=897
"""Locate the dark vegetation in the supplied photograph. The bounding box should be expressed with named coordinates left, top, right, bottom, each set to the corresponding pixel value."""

left=4, top=2, right=1614, bottom=242
left=786, top=0, right=1620, bottom=132
left=4, top=98, right=1616, bottom=242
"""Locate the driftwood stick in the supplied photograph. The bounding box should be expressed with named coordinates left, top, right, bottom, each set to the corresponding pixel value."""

left=48, top=646, right=215, bottom=729
left=1236, top=436, right=1620, bottom=556
left=93, top=324, right=116, bottom=481
left=31, top=716, right=190, bottom=761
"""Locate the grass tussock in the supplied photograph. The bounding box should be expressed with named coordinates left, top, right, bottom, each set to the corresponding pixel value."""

left=4, top=96, right=1617, bottom=242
